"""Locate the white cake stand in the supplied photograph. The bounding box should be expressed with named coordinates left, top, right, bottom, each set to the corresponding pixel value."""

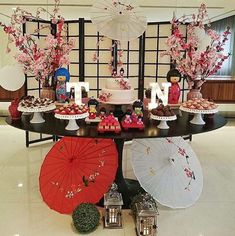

left=55, top=113, right=89, bottom=130
left=18, top=104, right=56, bottom=124
left=150, top=114, right=177, bottom=129
left=179, top=106, right=218, bottom=125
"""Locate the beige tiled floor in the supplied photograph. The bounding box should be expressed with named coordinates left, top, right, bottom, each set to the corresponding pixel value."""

left=0, top=122, right=235, bottom=236
left=0, top=117, right=7, bottom=125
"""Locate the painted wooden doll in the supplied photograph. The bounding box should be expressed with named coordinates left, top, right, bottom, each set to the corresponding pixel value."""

left=167, top=68, right=182, bottom=104
left=55, top=68, right=70, bottom=103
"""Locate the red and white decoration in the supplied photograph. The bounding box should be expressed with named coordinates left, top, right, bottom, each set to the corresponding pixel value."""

left=131, top=137, right=203, bottom=209
left=54, top=103, right=89, bottom=130
left=180, top=98, right=218, bottom=125
left=39, top=137, right=118, bottom=214
left=18, top=97, right=56, bottom=123
left=91, top=0, right=147, bottom=41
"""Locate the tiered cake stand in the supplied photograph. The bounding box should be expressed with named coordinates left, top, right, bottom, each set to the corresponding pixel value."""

left=180, top=106, right=218, bottom=125
left=18, top=104, right=56, bottom=124
left=55, top=113, right=89, bottom=130
left=150, top=114, right=177, bottom=129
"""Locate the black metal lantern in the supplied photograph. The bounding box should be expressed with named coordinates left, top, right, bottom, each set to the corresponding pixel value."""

left=135, top=194, right=159, bottom=236
left=103, top=183, right=123, bottom=229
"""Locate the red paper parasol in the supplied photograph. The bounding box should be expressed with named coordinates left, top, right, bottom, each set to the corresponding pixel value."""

left=39, top=137, right=118, bottom=214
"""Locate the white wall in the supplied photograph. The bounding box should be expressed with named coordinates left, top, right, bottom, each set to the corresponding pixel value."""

left=0, top=28, right=17, bottom=68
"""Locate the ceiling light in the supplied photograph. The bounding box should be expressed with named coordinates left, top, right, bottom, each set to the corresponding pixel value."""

left=17, top=183, right=23, bottom=188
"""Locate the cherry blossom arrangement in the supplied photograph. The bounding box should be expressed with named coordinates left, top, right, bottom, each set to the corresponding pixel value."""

left=112, top=67, right=130, bottom=90
left=0, top=0, right=74, bottom=86
left=98, top=92, right=112, bottom=102
left=115, top=78, right=131, bottom=90
left=161, top=3, right=231, bottom=90
left=93, top=38, right=124, bottom=73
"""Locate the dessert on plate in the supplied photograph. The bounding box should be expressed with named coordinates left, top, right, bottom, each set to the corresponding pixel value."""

left=97, top=112, right=121, bottom=133
left=181, top=98, right=218, bottom=111
left=19, top=96, right=54, bottom=109
left=54, top=103, right=88, bottom=115
left=151, top=104, right=175, bottom=117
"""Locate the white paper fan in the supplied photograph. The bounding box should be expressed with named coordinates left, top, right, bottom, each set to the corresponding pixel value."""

left=131, top=137, right=203, bottom=209
left=90, top=0, right=147, bottom=41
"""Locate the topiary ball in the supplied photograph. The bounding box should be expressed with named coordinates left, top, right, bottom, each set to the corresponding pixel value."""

left=72, top=203, right=100, bottom=234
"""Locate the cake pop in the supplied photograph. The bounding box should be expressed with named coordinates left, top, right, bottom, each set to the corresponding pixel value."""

left=88, top=97, right=99, bottom=119
left=112, top=68, right=118, bottom=78
left=123, top=109, right=133, bottom=124
left=99, top=107, right=107, bottom=120
left=120, top=68, right=124, bottom=78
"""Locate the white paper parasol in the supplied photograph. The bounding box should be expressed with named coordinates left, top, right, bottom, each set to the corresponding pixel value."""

left=0, top=65, right=25, bottom=91
left=90, top=0, right=147, bottom=41
left=131, top=137, right=203, bottom=208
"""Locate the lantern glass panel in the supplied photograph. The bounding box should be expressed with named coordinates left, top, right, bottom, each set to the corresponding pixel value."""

left=140, top=217, right=156, bottom=236
left=104, top=206, right=122, bottom=228
left=103, top=183, right=123, bottom=228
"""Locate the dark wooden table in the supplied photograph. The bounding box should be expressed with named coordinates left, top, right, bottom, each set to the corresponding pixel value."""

left=6, top=112, right=227, bottom=208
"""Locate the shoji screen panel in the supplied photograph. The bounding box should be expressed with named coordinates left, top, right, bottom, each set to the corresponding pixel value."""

left=23, top=21, right=50, bottom=97
left=84, top=21, right=112, bottom=98
left=67, top=22, right=80, bottom=82
left=144, top=22, right=187, bottom=101
left=144, top=23, right=172, bottom=90
left=117, top=38, right=141, bottom=100
left=24, top=19, right=54, bottom=146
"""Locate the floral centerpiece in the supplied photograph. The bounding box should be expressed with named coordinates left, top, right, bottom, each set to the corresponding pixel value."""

left=0, top=0, right=74, bottom=88
left=161, top=4, right=231, bottom=99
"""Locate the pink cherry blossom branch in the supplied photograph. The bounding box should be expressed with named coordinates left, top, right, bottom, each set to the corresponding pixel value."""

left=161, top=4, right=231, bottom=89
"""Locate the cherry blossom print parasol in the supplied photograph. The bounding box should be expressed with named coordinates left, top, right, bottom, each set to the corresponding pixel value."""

left=90, top=0, right=147, bottom=41
left=131, top=137, right=203, bottom=208
left=39, top=137, right=118, bottom=214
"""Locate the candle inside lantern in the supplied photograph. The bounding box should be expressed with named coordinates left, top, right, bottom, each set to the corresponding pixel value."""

left=143, top=227, right=150, bottom=236
left=140, top=218, right=152, bottom=236
left=109, top=208, right=118, bottom=223
left=66, top=82, right=89, bottom=105
left=148, top=82, right=171, bottom=109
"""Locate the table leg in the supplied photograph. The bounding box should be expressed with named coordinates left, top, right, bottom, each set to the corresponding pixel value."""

left=113, top=139, right=141, bottom=209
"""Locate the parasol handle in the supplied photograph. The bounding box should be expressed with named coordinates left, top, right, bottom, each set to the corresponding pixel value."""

left=169, top=158, right=175, bottom=165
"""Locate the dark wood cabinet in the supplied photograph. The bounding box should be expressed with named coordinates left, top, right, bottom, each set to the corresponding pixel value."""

left=201, top=80, right=235, bottom=103
left=0, top=85, right=25, bottom=101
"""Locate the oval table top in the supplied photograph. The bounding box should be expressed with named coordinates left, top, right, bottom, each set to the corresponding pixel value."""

left=6, top=111, right=227, bottom=140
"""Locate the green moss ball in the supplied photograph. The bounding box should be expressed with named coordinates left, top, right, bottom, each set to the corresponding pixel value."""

left=72, top=203, right=100, bottom=234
